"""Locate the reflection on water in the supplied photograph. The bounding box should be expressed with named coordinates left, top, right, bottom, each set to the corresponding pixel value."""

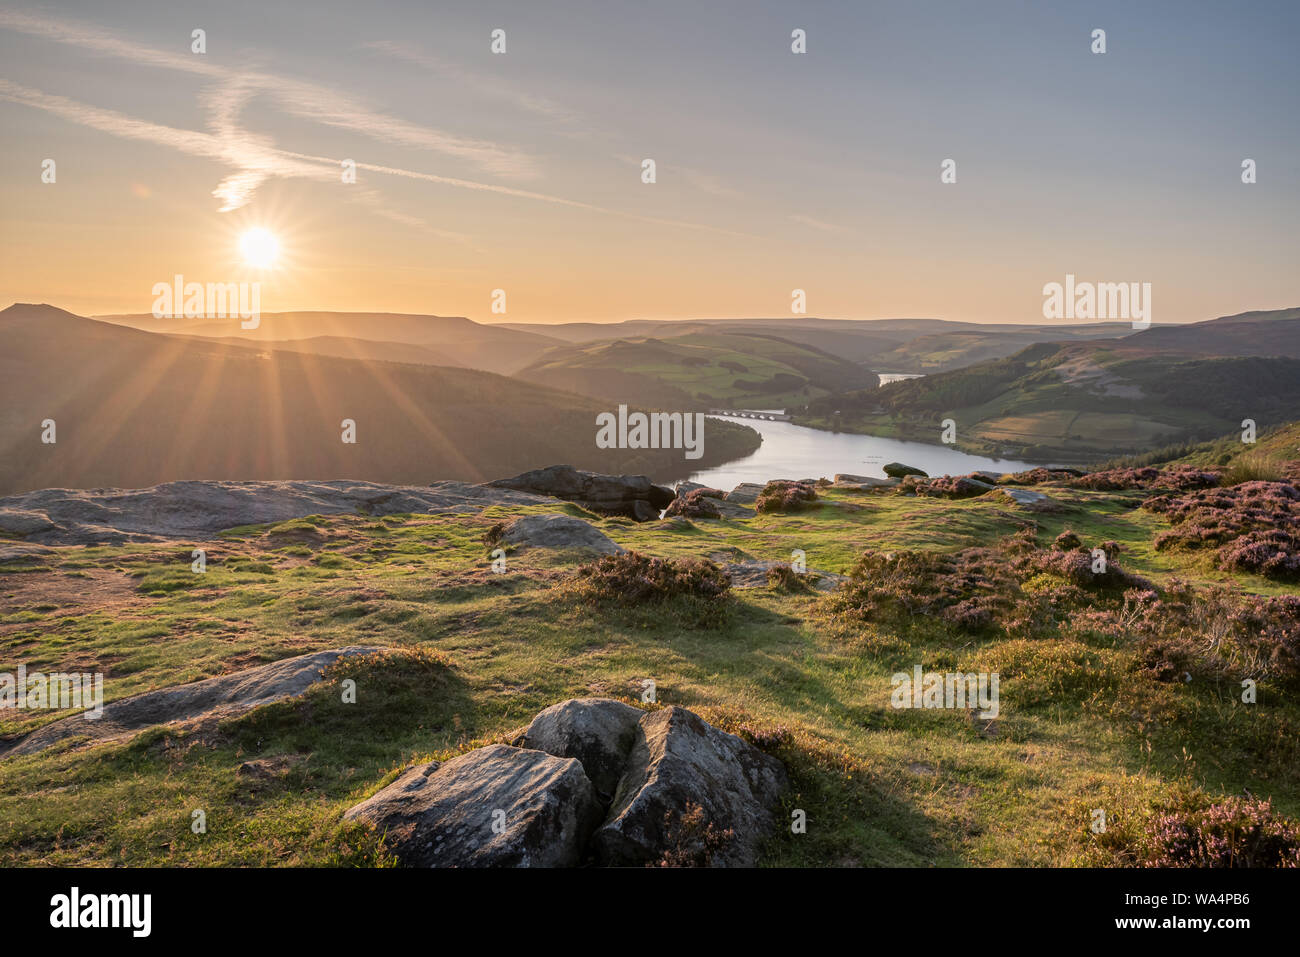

left=673, top=415, right=1040, bottom=490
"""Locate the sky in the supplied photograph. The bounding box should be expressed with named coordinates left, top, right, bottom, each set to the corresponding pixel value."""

left=1, top=0, right=1298, bottom=324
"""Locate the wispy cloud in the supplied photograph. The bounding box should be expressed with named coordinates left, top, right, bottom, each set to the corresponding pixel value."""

left=789, top=213, right=850, bottom=233
left=363, top=40, right=582, bottom=128
left=0, top=8, right=754, bottom=240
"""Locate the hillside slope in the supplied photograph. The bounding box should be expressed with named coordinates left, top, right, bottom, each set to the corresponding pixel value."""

left=516, top=331, right=879, bottom=408
left=0, top=304, right=759, bottom=494
left=94, top=311, right=563, bottom=375
left=799, top=309, right=1300, bottom=462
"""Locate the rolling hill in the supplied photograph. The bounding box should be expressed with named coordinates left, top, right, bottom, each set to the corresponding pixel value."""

left=0, top=304, right=759, bottom=495
left=798, top=308, right=1300, bottom=462
left=514, top=331, right=880, bottom=408
left=94, top=311, right=564, bottom=376
left=498, top=316, right=1137, bottom=370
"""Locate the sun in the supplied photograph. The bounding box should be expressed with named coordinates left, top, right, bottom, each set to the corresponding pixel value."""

left=239, top=227, right=280, bottom=268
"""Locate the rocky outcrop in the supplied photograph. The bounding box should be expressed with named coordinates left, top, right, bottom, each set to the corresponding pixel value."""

left=832, top=473, right=897, bottom=488
left=724, top=482, right=766, bottom=505
left=883, top=462, right=928, bottom=479
left=1, top=646, right=381, bottom=757
left=484, top=466, right=674, bottom=522
left=514, top=697, right=642, bottom=797
left=1001, top=488, right=1060, bottom=511
left=0, top=481, right=549, bottom=546
left=499, top=514, right=624, bottom=554
left=343, top=745, right=604, bottom=868
left=346, top=699, right=788, bottom=868
left=593, top=706, right=789, bottom=867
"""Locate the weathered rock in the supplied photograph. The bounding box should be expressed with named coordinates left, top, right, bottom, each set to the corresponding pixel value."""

left=631, top=500, right=660, bottom=522
left=499, top=514, right=624, bottom=554
left=970, top=471, right=1003, bottom=483
left=725, top=482, right=766, bottom=504
left=1001, top=488, right=1060, bottom=511
left=485, top=465, right=674, bottom=521
left=0, top=480, right=549, bottom=546
left=833, top=474, right=897, bottom=488
left=515, top=697, right=643, bottom=797
left=594, top=706, right=789, bottom=867
left=1, top=646, right=382, bottom=758
left=674, top=480, right=707, bottom=498
left=883, top=462, right=928, bottom=479
left=344, top=745, right=603, bottom=867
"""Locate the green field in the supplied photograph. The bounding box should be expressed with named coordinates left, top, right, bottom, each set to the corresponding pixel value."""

left=2, top=465, right=1296, bottom=867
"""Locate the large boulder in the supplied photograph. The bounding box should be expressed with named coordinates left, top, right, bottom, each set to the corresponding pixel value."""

left=882, top=462, right=928, bottom=479
left=724, top=482, right=766, bottom=505
left=484, top=466, right=674, bottom=522
left=344, top=745, right=604, bottom=868
left=515, top=697, right=642, bottom=797
left=593, top=706, right=789, bottom=867
left=346, top=699, right=790, bottom=867
left=499, top=514, right=624, bottom=554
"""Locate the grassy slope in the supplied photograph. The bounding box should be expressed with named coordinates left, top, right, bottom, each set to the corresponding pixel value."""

left=2, top=478, right=1295, bottom=866
left=0, top=305, right=760, bottom=493
left=799, top=335, right=1300, bottom=464
left=516, top=332, right=878, bottom=409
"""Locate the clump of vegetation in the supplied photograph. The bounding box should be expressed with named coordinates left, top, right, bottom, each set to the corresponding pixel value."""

left=1071, top=465, right=1221, bottom=491
left=1142, top=796, right=1300, bottom=867
left=914, top=475, right=994, bottom=499
left=651, top=801, right=736, bottom=867
left=766, top=564, right=811, bottom=592
left=1065, top=788, right=1300, bottom=868
left=1054, top=529, right=1082, bottom=550
left=1144, top=480, right=1300, bottom=580
left=755, top=480, right=819, bottom=514
left=825, top=547, right=1017, bottom=634
left=1220, top=454, right=1284, bottom=486
left=663, top=488, right=724, bottom=519
left=825, top=527, right=1154, bottom=638
left=482, top=522, right=506, bottom=546
left=1066, top=582, right=1300, bottom=686
left=1001, top=467, right=1081, bottom=486
left=566, top=551, right=731, bottom=624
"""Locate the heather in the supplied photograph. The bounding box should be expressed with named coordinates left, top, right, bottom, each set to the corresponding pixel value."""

left=664, top=488, right=725, bottom=519
left=754, top=480, right=819, bottom=514
left=1144, top=480, right=1300, bottom=580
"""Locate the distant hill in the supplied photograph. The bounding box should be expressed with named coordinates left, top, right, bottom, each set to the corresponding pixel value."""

left=0, top=304, right=759, bottom=495
left=798, top=308, right=1300, bottom=462
left=515, top=331, right=879, bottom=408
left=498, top=316, right=1138, bottom=372
left=94, top=311, right=564, bottom=375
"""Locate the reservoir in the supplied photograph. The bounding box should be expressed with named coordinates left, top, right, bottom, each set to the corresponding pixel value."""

left=677, top=414, right=1041, bottom=489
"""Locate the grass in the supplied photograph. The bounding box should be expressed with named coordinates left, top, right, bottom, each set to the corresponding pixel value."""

left=1, top=480, right=1297, bottom=866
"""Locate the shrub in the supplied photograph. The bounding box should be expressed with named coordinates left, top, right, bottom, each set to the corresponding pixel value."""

left=568, top=551, right=731, bottom=605
left=652, top=802, right=736, bottom=867
left=766, top=565, right=811, bottom=592
left=915, top=475, right=994, bottom=499
left=1220, top=454, right=1284, bottom=486
left=755, top=481, right=819, bottom=514
left=1145, top=480, right=1300, bottom=580
left=664, top=488, right=724, bottom=519
left=1142, top=796, right=1300, bottom=868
